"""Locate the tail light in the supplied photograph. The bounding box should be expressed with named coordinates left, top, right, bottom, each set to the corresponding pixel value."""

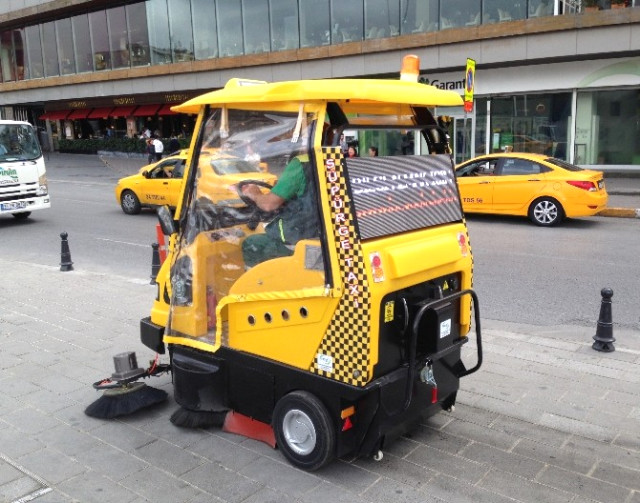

left=566, top=180, right=597, bottom=192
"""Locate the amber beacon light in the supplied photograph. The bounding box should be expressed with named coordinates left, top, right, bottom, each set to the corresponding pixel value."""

left=400, top=54, right=420, bottom=82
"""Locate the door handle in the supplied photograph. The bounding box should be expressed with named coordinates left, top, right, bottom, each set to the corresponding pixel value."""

left=478, top=181, right=490, bottom=184
left=527, top=179, right=541, bottom=182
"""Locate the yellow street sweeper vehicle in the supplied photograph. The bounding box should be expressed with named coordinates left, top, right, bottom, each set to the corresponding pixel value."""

left=96, top=56, right=483, bottom=471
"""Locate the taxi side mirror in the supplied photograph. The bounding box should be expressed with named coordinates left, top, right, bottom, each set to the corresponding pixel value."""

left=142, top=170, right=149, bottom=178
left=157, top=205, right=177, bottom=235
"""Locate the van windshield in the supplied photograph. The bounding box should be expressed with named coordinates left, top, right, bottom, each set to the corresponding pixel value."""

left=0, top=124, right=42, bottom=161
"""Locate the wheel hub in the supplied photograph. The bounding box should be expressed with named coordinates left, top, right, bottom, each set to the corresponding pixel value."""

left=282, top=408, right=316, bottom=455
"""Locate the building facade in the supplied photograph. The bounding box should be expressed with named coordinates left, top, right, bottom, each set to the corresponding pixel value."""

left=0, top=0, right=639, bottom=171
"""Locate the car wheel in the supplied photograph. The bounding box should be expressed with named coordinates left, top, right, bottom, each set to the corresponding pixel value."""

left=12, top=212, right=31, bottom=220
left=528, top=197, right=564, bottom=226
left=121, top=190, right=142, bottom=215
left=273, top=391, right=336, bottom=471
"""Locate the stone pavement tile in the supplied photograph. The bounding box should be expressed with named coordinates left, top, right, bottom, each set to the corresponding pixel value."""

left=72, top=442, right=149, bottom=482
left=36, top=424, right=101, bottom=456
left=380, top=435, right=420, bottom=458
left=181, top=462, right=264, bottom=503
left=57, top=472, right=139, bottom=503
left=311, top=458, right=379, bottom=494
left=18, top=447, right=87, bottom=485
left=564, top=435, right=640, bottom=472
left=135, top=438, right=206, bottom=477
left=605, top=388, right=640, bottom=407
left=536, top=465, right=632, bottom=503
left=186, top=432, right=261, bottom=472
left=120, top=465, right=206, bottom=502
left=406, top=445, right=488, bottom=485
left=3, top=405, right=64, bottom=435
left=0, top=393, right=23, bottom=416
left=592, top=461, right=640, bottom=491
left=613, top=430, right=640, bottom=451
left=405, top=424, right=470, bottom=455
left=425, top=473, right=521, bottom=503
left=362, top=477, right=444, bottom=503
left=464, top=395, right=545, bottom=425
left=539, top=413, right=615, bottom=442
left=460, top=442, right=545, bottom=479
left=240, top=456, right=322, bottom=497
left=441, top=417, right=520, bottom=451
left=0, top=474, right=45, bottom=503
left=443, top=402, right=501, bottom=427
left=301, top=481, right=371, bottom=503
left=489, top=415, right=571, bottom=447
left=513, top=437, right=597, bottom=474
left=478, top=469, right=573, bottom=503
left=353, top=454, right=436, bottom=489
left=2, top=375, right=42, bottom=398
left=0, top=424, right=44, bottom=459
left=89, top=420, right=156, bottom=452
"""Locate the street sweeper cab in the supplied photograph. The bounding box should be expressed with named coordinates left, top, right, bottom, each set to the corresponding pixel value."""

left=137, top=58, right=482, bottom=470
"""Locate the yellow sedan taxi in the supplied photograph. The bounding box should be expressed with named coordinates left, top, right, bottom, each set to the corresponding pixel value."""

left=115, top=149, right=276, bottom=214
left=455, top=153, right=608, bottom=226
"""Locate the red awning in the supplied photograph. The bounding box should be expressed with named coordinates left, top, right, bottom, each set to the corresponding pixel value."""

left=88, top=107, right=113, bottom=119
left=39, top=110, right=70, bottom=120
left=110, top=106, right=137, bottom=117
left=132, top=104, right=161, bottom=117
left=157, top=104, right=178, bottom=116
left=67, top=109, right=91, bottom=119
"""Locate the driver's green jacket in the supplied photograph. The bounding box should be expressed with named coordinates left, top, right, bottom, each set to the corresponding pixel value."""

left=270, top=154, right=308, bottom=200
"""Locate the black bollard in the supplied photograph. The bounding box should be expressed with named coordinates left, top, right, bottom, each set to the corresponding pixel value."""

left=60, top=231, right=74, bottom=272
left=592, top=287, right=615, bottom=352
left=150, top=242, right=160, bottom=284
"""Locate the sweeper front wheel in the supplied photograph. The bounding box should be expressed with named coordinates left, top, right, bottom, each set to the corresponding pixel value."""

left=272, top=391, right=336, bottom=471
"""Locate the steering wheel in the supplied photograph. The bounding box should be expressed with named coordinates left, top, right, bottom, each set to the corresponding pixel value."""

left=236, top=179, right=274, bottom=207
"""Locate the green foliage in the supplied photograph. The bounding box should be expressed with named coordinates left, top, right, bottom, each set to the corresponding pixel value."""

left=57, top=137, right=191, bottom=155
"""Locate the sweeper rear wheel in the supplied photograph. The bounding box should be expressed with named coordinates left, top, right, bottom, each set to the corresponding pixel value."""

left=272, top=391, right=336, bottom=471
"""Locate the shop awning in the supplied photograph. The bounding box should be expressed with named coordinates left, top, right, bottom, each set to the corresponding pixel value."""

left=88, top=107, right=114, bottom=119
left=110, top=106, right=137, bottom=117
left=132, top=104, right=161, bottom=117
left=67, top=109, right=92, bottom=119
left=39, top=110, right=70, bottom=120
left=157, top=104, right=178, bottom=115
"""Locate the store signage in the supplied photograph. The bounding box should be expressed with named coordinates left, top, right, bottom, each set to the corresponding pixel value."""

left=419, top=76, right=465, bottom=91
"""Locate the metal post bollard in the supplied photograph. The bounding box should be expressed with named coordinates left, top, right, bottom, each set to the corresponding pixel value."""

left=592, top=287, right=615, bottom=352
left=60, top=231, right=74, bottom=272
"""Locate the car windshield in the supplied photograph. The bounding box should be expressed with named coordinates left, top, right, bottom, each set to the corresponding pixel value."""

left=0, top=123, right=42, bottom=161
left=545, top=157, right=584, bottom=172
left=211, top=158, right=262, bottom=175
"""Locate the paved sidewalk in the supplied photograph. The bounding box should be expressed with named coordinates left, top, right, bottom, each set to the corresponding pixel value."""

left=1, top=258, right=639, bottom=503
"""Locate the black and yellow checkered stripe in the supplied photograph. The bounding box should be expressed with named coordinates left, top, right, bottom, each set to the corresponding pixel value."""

left=309, top=148, right=371, bottom=387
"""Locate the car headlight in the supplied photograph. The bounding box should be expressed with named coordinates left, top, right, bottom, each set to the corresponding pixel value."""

left=37, top=174, right=48, bottom=196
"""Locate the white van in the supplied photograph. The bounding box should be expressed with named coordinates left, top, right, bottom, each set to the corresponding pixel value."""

left=0, top=120, right=51, bottom=219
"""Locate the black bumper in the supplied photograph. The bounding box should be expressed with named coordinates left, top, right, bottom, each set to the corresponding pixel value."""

left=140, top=316, right=165, bottom=354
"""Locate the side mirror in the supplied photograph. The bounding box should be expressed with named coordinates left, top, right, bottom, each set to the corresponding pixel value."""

left=157, top=205, right=177, bottom=235
left=142, top=170, right=149, bottom=178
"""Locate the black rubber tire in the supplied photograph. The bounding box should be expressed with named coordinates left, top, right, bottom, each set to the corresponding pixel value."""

left=121, top=190, right=142, bottom=215
left=12, top=212, right=31, bottom=220
left=272, top=391, right=336, bottom=471
left=528, top=197, right=564, bottom=226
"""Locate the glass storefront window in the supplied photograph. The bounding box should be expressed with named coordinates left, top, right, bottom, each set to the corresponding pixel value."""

left=217, top=0, right=243, bottom=57
left=168, top=0, right=194, bottom=61
left=331, top=0, right=363, bottom=43
left=490, top=93, right=571, bottom=161
left=108, top=7, right=129, bottom=69
left=72, top=14, right=92, bottom=73
left=528, top=0, right=554, bottom=18
left=576, top=89, right=640, bottom=165
left=147, top=0, right=171, bottom=65
left=56, top=18, right=75, bottom=75
left=12, top=29, right=25, bottom=81
left=243, top=0, right=270, bottom=54
left=400, top=0, right=438, bottom=34
left=192, top=0, right=218, bottom=58
left=270, top=0, right=299, bottom=51
left=42, top=22, right=60, bottom=77
left=127, top=3, right=151, bottom=67
left=25, top=25, right=44, bottom=79
left=89, top=10, right=111, bottom=71
left=483, top=0, right=526, bottom=23
left=299, top=0, right=330, bottom=47
left=365, top=0, right=399, bottom=39
left=0, top=32, right=15, bottom=82
left=441, top=0, right=481, bottom=28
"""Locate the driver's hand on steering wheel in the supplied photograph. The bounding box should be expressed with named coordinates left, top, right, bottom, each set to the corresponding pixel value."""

left=240, top=183, right=262, bottom=201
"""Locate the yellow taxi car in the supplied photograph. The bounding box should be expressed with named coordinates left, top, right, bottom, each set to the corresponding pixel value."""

left=115, top=149, right=275, bottom=214
left=455, top=153, right=608, bottom=226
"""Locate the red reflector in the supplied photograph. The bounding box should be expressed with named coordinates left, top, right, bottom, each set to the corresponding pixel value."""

left=342, top=416, right=353, bottom=431
left=431, top=387, right=438, bottom=404
left=566, top=180, right=596, bottom=192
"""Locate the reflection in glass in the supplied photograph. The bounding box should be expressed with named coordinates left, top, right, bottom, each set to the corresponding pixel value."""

left=217, top=0, right=243, bottom=57
left=331, top=0, right=363, bottom=43
left=89, top=10, right=110, bottom=71
left=441, top=0, right=481, bottom=28
left=270, top=0, right=299, bottom=51
left=0, top=32, right=15, bottom=82
left=13, top=29, right=25, bottom=81
left=56, top=18, right=75, bottom=75
left=108, top=7, right=129, bottom=69
left=25, top=25, right=44, bottom=79
left=42, top=22, right=60, bottom=77
left=365, top=0, right=400, bottom=39
left=299, top=0, right=330, bottom=47
left=483, top=0, right=526, bottom=23
left=192, top=0, right=218, bottom=59
left=127, top=3, right=151, bottom=67
left=401, top=0, right=438, bottom=34
left=168, top=0, right=194, bottom=62
left=72, top=14, right=93, bottom=73
left=243, top=0, right=270, bottom=54
left=147, top=0, right=171, bottom=64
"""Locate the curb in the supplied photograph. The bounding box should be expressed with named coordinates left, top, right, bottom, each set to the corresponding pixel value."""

left=598, top=207, right=640, bottom=218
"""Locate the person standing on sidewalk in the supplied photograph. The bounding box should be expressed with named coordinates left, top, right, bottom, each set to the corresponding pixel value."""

left=152, top=136, right=164, bottom=161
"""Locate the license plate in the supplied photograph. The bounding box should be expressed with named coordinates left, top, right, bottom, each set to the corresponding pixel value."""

left=1, top=201, right=27, bottom=211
